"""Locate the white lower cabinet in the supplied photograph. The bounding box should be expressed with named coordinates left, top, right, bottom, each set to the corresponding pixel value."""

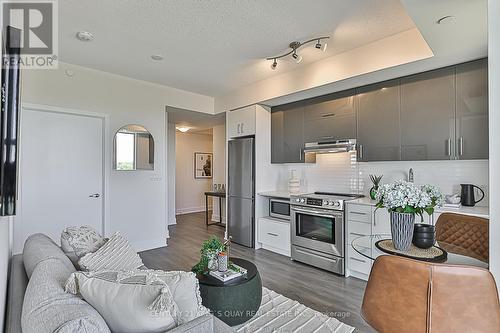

left=346, top=203, right=377, bottom=281
left=257, top=217, right=291, bottom=256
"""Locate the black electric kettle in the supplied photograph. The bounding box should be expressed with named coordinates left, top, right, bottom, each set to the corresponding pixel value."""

left=460, top=184, right=485, bottom=207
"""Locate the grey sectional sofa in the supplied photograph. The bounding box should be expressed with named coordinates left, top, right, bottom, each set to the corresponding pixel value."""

left=5, top=233, right=234, bottom=333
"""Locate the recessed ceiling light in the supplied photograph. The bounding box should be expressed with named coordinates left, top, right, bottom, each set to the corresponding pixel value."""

left=151, top=55, right=164, bottom=61
left=436, top=15, right=456, bottom=25
left=176, top=127, right=190, bottom=133
left=76, top=31, right=94, bottom=42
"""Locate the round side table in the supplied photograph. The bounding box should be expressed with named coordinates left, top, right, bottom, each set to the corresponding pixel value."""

left=197, top=258, right=262, bottom=326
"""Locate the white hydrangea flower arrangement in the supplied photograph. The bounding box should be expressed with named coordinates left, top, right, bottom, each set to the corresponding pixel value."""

left=375, top=180, right=444, bottom=220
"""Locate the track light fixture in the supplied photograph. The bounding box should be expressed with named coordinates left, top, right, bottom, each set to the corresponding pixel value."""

left=266, top=36, right=330, bottom=70
left=270, top=58, right=278, bottom=70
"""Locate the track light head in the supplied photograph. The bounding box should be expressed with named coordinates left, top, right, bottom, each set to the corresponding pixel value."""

left=271, top=59, right=278, bottom=70
left=292, top=52, right=302, bottom=64
left=315, top=39, right=327, bottom=52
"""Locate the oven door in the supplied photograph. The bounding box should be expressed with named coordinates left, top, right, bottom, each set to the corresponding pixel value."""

left=291, top=206, right=344, bottom=257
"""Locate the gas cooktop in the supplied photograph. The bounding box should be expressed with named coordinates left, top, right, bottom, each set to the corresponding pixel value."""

left=290, top=192, right=364, bottom=210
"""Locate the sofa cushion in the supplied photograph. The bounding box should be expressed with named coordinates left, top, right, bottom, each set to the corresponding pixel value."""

left=61, top=225, right=107, bottom=267
left=23, top=233, right=75, bottom=279
left=66, top=270, right=177, bottom=333
left=78, top=232, right=144, bottom=271
left=21, top=259, right=110, bottom=333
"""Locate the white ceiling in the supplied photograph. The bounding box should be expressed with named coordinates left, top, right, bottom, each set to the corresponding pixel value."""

left=59, top=0, right=416, bottom=97
left=167, top=106, right=225, bottom=133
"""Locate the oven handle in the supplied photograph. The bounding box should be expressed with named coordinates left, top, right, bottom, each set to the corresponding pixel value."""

left=291, top=207, right=343, bottom=218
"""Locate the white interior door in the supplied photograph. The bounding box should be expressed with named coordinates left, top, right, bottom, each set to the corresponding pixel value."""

left=14, top=108, right=104, bottom=253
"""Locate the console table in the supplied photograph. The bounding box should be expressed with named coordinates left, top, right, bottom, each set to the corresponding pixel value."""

left=204, top=191, right=226, bottom=227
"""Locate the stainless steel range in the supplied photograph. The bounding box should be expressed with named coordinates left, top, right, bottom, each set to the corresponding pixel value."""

left=290, top=192, right=364, bottom=275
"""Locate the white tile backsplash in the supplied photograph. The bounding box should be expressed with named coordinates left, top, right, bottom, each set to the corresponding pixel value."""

left=275, top=153, right=489, bottom=207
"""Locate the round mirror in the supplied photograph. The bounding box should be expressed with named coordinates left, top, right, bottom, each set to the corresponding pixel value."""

left=114, top=125, right=154, bottom=171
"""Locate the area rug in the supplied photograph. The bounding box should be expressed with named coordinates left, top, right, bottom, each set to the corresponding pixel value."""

left=235, top=288, right=355, bottom=333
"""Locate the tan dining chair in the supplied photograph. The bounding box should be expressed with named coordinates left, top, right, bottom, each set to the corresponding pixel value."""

left=435, top=212, right=489, bottom=263
left=361, top=255, right=500, bottom=333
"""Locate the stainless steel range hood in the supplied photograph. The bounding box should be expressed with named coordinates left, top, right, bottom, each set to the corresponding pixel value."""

left=303, top=139, right=357, bottom=154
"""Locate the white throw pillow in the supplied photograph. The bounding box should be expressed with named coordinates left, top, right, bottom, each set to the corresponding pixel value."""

left=117, top=270, right=210, bottom=324
left=61, top=225, right=106, bottom=266
left=155, top=270, right=210, bottom=324
left=65, top=271, right=178, bottom=333
left=78, top=232, right=144, bottom=271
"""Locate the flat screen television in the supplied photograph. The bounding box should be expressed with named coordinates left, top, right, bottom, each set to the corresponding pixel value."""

left=0, top=26, right=21, bottom=216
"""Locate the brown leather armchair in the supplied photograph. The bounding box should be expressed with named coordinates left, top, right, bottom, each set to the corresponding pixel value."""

left=361, top=255, right=500, bottom=333
left=436, top=213, right=489, bottom=263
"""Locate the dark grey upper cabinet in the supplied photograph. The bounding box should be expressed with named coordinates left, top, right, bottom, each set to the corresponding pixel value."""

left=456, top=59, right=489, bottom=159
left=271, top=107, right=309, bottom=163
left=357, top=80, right=401, bottom=161
left=271, top=111, right=284, bottom=163
left=400, top=67, right=456, bottom=160
left=303, top=89, right=356, bottom=142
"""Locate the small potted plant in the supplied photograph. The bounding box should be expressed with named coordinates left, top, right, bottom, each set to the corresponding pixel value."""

left=369, top=175, right=383, bottom=200
left=192, top=236, right=226, bottom=275
left=375, top=180, right=443, bottom=251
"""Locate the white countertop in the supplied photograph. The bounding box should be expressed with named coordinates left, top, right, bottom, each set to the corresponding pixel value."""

left=258, top=190, right=295, bottom=199
left=347, top=198, right=490, bottom=219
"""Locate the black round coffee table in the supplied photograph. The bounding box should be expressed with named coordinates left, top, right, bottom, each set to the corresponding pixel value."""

left=197, top=258, right=262, bottom=326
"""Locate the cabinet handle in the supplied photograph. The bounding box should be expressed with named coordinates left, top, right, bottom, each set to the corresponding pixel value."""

left=299, top=148, right=303, bottom=161
left=350, top=211, right=367, bottom=216
left=350, top=257, right=366, bottom=263
left=241, top=123, right=244, bottom=133
left=350, top=232, right=365, bottom=237
left=357, top=144, right=363, bottom=160
left=237, top=123, right=241, bottom=134
left=321, top=113, right=336, bottom=118
left=267, top=232, right=279, bottom=237
left=458, top=137, right=464, bottom=156
left=445, top=138, right=451, bottom=156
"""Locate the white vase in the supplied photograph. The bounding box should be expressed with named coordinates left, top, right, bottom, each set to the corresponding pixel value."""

left=288, top=170, right=300, bottom=194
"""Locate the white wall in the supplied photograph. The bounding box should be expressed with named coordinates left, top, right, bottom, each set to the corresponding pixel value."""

left=271, top=154, right=489, bottom=207
left=212, top=124, right=226, bottom=222
left=166, top=122, right=177, bottom=226
left=488, top=0, right=499, bottom=284
left=20, top=62, right=214, bottom=251
left=175, top=132, right=213, bottom=214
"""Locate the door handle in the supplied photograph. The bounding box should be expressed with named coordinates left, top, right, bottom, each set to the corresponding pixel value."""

left=88, top=193, right=100, bottom=198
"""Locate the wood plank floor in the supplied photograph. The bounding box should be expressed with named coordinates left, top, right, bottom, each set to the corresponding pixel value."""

left=140, top=212, right=375, bottom=332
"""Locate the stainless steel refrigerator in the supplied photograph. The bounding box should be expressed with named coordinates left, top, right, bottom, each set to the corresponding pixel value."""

left=228, top=137, right=254, bottom=248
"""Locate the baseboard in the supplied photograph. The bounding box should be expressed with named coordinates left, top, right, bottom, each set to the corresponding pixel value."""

left=132, top=238, right=167, bottom=252
left=176, top=206, right=212, bottom=215
left=167, top=217, right=177, bottom=225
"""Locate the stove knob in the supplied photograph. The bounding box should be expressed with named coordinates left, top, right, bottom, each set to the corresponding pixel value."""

left=300, top=198, right=305, bottom=203
left=333, top=201, right=340, bottom=207
left=323, top=200, right=328, bottom=205
left=328, top=201, right=334, bottom=206
left=295, top=198, right=301, bottom=203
